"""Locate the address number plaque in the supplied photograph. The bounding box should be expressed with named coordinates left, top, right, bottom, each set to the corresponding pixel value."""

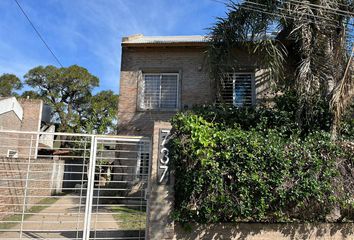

left=157, top=129, right=171, bottom=184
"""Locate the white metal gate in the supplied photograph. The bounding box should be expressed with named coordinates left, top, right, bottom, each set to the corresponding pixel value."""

left=0, top=130, right=151, bottom=240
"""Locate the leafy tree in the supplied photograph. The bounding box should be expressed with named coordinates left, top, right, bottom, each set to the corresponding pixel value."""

left=79, top=90, right=119, bottom=134
left=23, top=65, right=119, bottom=134
left=209, top=0, right=354, bottom=138
left=24, top=65, right=99, bottom=132
left=0, top=73, right=23, bottom=97
left=21, top=90, right=42, bottom=99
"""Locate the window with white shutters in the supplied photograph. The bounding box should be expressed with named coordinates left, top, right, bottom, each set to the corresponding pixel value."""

left=141, top=73, right=179, bottom=110
left=232, top=73, right=255, bottom=107
left=221, top=72, right=255, bottom=107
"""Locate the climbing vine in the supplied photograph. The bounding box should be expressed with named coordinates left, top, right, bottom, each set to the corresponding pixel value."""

left=169, top=106, right=354, bottom=223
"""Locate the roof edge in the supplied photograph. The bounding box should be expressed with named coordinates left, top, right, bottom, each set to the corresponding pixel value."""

left=122, top=34, right=209, bottom=47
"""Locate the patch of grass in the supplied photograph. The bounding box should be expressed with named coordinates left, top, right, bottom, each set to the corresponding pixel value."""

left=0, top=196, right=60, bottom=229
left=110, top=206, right=146, bottom=230
left=0, top=214, right=23, bottom=229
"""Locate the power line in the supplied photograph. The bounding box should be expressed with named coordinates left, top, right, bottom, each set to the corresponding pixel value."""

left=278, top=0, right=353, bottom=19
left=210, top=0, right=354, bottom=29
left=246, top=0, right=354, bottom=23
left=240, top=4, right=335, bottom=28
left=213, top=0, right=354, bottom=19
left=244, top=0, right=354, bottom=27
left=13, top=0, right=64, bottom=67
left=285, top=0, right=354, bottom=17
left=239, top=3, right=347, bottom=29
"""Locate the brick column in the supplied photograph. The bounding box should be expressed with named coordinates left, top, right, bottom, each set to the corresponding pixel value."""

left=147, top=121, right=174, bottom=239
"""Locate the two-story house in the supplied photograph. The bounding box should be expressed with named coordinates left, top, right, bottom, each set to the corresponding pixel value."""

left=118, top=34, right=273, bottom=136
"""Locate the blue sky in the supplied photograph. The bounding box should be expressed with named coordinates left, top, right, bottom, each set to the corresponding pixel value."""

left=0, top=0, right=228, bottom=94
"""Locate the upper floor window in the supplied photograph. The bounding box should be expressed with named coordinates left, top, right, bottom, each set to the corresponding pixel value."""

left=232, top=73, right=255, bottom=107
left=221, top=72, right=255, bottom=107
left=140, top=73, right=179, bottom=110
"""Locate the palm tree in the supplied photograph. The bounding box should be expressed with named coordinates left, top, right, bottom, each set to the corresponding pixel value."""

left=209, top=0, right=354, bottom=139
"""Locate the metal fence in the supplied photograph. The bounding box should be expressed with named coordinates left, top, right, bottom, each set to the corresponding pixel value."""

left=0, top=130, right=151, bottom=240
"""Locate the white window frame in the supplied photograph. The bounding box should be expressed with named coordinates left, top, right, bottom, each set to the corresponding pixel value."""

left=140, top=73, right=180, bottom=111
left=7, top=149, right=18, bottom=158
left=231, top=72, right=256, bottom=107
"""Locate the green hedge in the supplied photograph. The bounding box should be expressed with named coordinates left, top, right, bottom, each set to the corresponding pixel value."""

left=169, top=108, right=354, bottom=223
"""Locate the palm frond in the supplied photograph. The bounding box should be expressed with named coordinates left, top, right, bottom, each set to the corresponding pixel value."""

left=208, top=0, right=353, bottom=137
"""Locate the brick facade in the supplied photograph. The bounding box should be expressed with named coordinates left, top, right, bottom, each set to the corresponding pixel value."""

left=118, top=46, right=212, bottom=136
left=121, top=36, right=352, bottom=240
left=0, top=98, right=43, bottom=133
left=18, top=99, right=43, bottom=158
left=118, top=40, right=272, bottom=136
left=0, top=110, right=22, bottom=131
left=0, top=98, right=43, bottom=158
left=0, top=111, right=22, bottom=157
left=18, top=99, right=43, bottom=132
left=0, top=157, right=64, bottom=220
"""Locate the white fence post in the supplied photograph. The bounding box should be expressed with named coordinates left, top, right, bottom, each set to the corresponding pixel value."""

left=83, top=136, right=97, bottom=240
left=19, top=134, right=34, bottom=239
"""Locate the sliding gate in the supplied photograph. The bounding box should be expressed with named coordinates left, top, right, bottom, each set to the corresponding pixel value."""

left=0, top=130, right=151, bottom=240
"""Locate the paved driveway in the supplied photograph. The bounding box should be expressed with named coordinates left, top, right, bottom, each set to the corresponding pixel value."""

left=0, top=193, right=119, bottom=239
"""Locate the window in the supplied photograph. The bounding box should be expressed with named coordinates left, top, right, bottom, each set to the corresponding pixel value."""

left=140, top=73, right=179, bottom=110
left=232, top=73, right=255, bottom=107
left=221, top=72, right=255, bottom=107
left=7, top=150, right=18, bottom=158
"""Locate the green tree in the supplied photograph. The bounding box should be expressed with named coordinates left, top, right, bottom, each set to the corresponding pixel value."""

left=209, top=0, right=354, bottom=138
left=21, top=90, right=42, bottom=99
left=24, top=65, right=99, bottom=132
left=80, top=90, right=119, bottom=134
left=0, top=73, right=23, bottom=97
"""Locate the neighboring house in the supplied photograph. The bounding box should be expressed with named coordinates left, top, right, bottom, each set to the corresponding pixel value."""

left=0, top=97, right=54, bottom=158
left=118, top=34, right=273, bottom=136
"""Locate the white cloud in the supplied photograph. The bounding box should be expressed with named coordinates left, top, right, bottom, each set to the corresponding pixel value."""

left=0, top=0, right=227, bottom=93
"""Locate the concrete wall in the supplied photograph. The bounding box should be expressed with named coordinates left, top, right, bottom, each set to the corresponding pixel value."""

left=118, top=46, right=272, bottom=136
